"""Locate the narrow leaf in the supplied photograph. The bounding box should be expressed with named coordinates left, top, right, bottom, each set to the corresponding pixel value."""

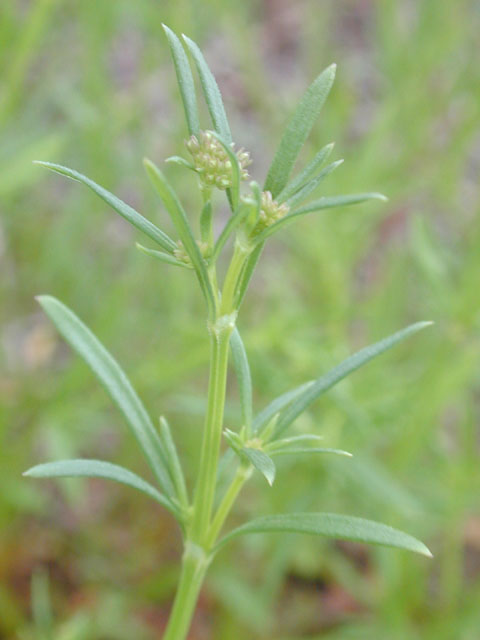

left=292, top=192, right=388, bottom=216
left=34, top=162, right=176, bottom=253
left=276, top=142, right=334, bottom=203
left=264, top=64, right=336, bottom=198
left=163, top=24, right=200, bottom=136
left=158, top=416, right=189, bottom=508
left=136, top=243, right=191, bottom=268
left=265, top=434, right=324, bottom=451
left=143, top=159, right=215, bottom=316
left=255, top=192, right=387, bottom=244
left=274, top=321, right=433, bottom=438
left=24, top=459, right=177, bottom=514
left=216, top=512, right=432, bottom=557
left=165, top=156, right=196, bottom=170
left=241, top=448, right=276, bottom=486
left=182, top=34, right=232, bottom=143
left=252, top=381, right=314, bottom=434
left=230, top=328, right=253, bottom=432
left=285, top=159, right=344, bottom=209
left=36, top=296, right=175, bottom=497
left=234, top=242, right=264, bottom=309
left=269, top=447, right=352, bottom=458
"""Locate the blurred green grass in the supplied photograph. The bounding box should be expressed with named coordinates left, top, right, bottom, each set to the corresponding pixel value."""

left=1, top=0, right=480, bottom=638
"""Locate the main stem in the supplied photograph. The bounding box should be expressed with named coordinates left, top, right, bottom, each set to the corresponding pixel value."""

left=163, top=243, right=251, bottom=639
left=190, top=326, right=232, bottom=542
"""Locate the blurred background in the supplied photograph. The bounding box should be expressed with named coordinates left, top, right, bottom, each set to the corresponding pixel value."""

left=1, top=0, right=480, bottom=638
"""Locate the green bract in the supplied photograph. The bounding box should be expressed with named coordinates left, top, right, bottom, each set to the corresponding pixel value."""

left=27, top=26, right=433, bottom=640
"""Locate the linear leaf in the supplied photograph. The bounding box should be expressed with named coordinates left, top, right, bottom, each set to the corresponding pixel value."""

left=165, top=155, right=196, bottom=171
left=264, top=64, right=336, bottom=198
left=241, top=448, right=276, bottom=486
left=182, top=34, right=232, bottom=143
left=234, top=242, right=264, bottom=309
left=292, top=192, right=388, bottom=216
left=136, top=243, right=191, bottom=268
left=274, top=321, right=433, bottom=438
left=143, top=159, right=215, bottom=316
left=34, top=161, right=176, bottom=253
left=216, top=512, right=432, bottom=557
left=265, top=434, right=324, bottom=451
left=162, top=24, right=200, bottom=136
left=285, top=159, right=344, bottom=209
left=37, top=296, right=175, bottom=497
left=255, top=192, right=387, bottom=243
left=269, top=447, right=352, bottom=458
left=276, top=142, right=334, bottom=203
left=252, top=381, right=314, bottom=434
left=230, top=328, right=253, bottom=432
left=158, top=416, right=189, bottom=508
left=24, top=459, right=177, bottom=514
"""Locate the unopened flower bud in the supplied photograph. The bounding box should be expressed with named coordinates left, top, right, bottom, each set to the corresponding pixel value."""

left=252, top=191, right=289, bottom=235
left=185, top=130, right=252, bottom=190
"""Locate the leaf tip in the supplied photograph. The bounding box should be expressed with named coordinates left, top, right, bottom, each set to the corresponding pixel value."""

left=35, top=294, right=52, bottom=307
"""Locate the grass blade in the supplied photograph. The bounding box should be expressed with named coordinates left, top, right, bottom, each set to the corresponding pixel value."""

left=37, top=296, right=175, bottom=498
left=24, top=459, right=178, bottom=515
left=143, top=159, right=215, bottom=317
left=136, top=243, right=191, bottom=268
left=182, top=34, right=232, bottom=143
left=34, top=161, right=177, bottom=253
left=264, top=64, right=336, bottom=198
left=230, top=328, right=253, bottom=433
left=274, top=321, right=433, bottom=438
left=255, top=192, right=387, bottom=243
left=276, top=142, right=334, bottom=203
left=241, top=448, right=276, bottom=486
left=215, top=512, right=432, bottom=557
left=162, top=24, right=200, bottom=136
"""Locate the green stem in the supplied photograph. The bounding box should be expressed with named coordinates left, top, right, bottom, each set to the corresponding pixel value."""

left=220, top=241, right=250, bottom=315
left=207, top=464, right=252, bottom=547
left=190, top=326, right=232, bottom=543
left=163, top=240, right=253, bottom=638
left=162, top=543, right=210, bottom=640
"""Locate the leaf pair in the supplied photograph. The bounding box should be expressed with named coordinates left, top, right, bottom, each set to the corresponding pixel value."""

left=163, top=25, right=231, bottom=143
left=24, top=296, right=187, bottom=523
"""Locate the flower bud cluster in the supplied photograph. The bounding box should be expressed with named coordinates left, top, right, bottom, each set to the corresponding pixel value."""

left=254, top=191, right=290, bottom=233
left=185, top=130, right=251, bottom=190
left=174, top=240, right=210, bottom=266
